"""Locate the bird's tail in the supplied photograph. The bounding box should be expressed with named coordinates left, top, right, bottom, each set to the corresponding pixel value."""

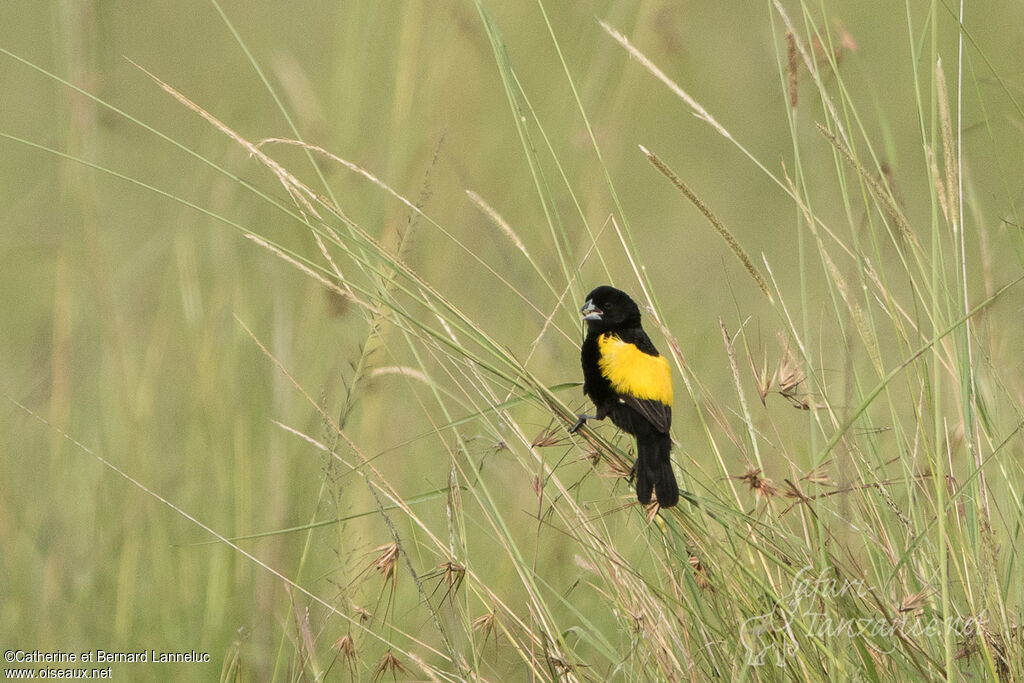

left=635, top=431, right=679, bottom=508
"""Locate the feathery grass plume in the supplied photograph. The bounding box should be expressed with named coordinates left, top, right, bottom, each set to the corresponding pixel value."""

left=815, top=122, right=919, bottom=248
left=466, top=189, right=529, bottom=257
left=291, top=596, right=323, bottom=681
left=927, top=147, right=952, bottom=225
left=786, top=30, right=799, bottom=108
left=935, top=59, right=960, bottom=230
left=601, top=21, right=732, bottom=141
left=642, top=146, right=772, bottom=300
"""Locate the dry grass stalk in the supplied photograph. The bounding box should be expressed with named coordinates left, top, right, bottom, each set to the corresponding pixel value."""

left=816, top=122, right=919, bottom=248
left=600, top=21, right=731, bottom=140
left=782, top=479, right=810, bottom=503
left=782, top=163, right=886, bottom=376
left=466, top=189, right=530, bottom=257
left=642, top=147, right=772, bottom=300
left=243, top=234, right=367, bottom=309
left=602, top=457, right=633, bottom=481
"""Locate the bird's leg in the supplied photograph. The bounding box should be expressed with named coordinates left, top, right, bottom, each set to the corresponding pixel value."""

left=570, top=405, right=609, bottom=434
left=569, top=414, right=595, bottom=434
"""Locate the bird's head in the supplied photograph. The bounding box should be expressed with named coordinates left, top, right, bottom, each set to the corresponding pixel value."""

left=580, top=286, right=642, bottom=331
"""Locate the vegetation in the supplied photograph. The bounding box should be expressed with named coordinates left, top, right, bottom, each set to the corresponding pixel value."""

left=2, top=1, right=1023, bottom=680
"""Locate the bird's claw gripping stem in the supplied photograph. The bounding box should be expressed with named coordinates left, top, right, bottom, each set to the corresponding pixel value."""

left=569, top=414, right=594, bottom=434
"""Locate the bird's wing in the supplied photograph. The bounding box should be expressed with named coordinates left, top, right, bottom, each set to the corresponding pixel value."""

left=621, top=395, right=672, bottom=434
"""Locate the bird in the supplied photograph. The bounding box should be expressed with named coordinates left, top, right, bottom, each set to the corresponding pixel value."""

left=569, top=285, right=679, bottom=508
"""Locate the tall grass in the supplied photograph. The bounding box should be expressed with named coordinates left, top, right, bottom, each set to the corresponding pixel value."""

left=3, top=0, right=1023, bottom=681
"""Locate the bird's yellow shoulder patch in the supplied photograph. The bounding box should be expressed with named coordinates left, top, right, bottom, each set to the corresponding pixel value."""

left=597, top=333, right=673, bottom=406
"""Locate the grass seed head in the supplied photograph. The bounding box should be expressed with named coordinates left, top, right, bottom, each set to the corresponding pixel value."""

left=352, top=604, right=373, bottom=624
left=531, top=425, right=562, bottom=448
left=472, top=611, right=498, bottom=641
left=786, top=31, right=798, bottom=108
left=688, top=555, right=714, bottom=592
left=734, top=468, right=779, bottom=501
left=373, top=650, right=406, bottom=679
left=333, top=634, right=356, bottom=659
left=374, top=543, right=399, bottom=582
left=897, top=588, right=932, bottom=615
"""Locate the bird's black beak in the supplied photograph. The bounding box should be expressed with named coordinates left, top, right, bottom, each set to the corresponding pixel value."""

left=580, top=299, right=602, bottom=321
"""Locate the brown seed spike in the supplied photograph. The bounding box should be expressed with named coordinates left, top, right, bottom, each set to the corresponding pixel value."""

left=786, top=31, right=799, bottom=108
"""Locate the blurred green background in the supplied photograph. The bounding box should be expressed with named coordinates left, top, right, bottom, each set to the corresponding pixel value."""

left=2, top=0, right=1024, bottom=679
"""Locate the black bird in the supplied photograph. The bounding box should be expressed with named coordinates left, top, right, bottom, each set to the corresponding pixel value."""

left=570, top=286, right=679, bottom=508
